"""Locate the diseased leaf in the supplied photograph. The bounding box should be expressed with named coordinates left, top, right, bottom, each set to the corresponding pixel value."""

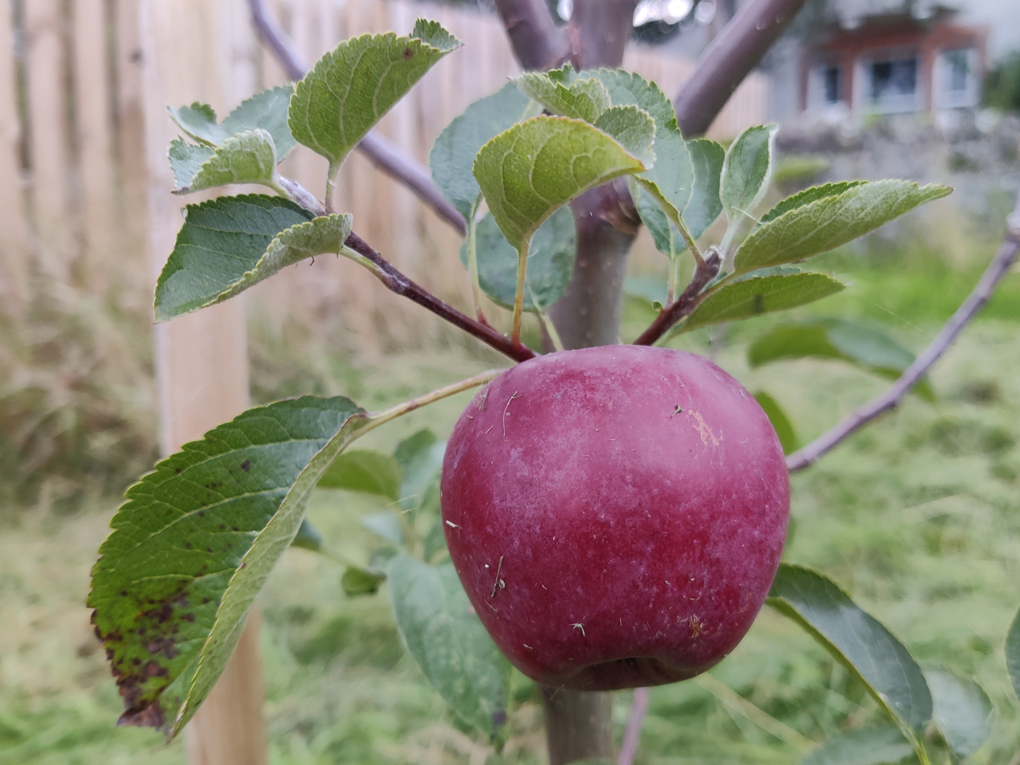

left=169, top=85, right=296, bottom=159
left=341, top=566, right=386, bottom=596
left=747, top=318, right=934, bottom=400
left=171, top=129, right=280, bottom=195
left=753, top=391, right=797, bottom=455
left=735, top=181, right=952, bottom=274
left=289, top=22, right=460, bottom=172
left=513, top=72, right=611, bottom=123
left=759, top=181, right=864, bottom=226
left=430, top=82, right=533, bottom=220
left=291, top=519, right=325, bottom=552
left=473, top=116, right=645, bottom=252
left=154, top=196, right=353, bottom=322
left=677, top=272, right=845, bottom=333
left=923, top=666, right=994, bottom=758
left=767, top=565, right=932, bottom=745
left=317, top=450, right=402, bottom=500
left=89, top=396, right=368, bottom=737
left=460, top=207, right=576, bottom=311
left=389, top=555, right=512, bottom=744
left=1008, top=606, right=1020, bottom=701
left=800, top=726, right=913, bottom=765
left=721, top=124, right=777, bottom=222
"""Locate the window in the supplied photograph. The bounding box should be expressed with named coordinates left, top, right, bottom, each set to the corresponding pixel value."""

left=865, top=56, right=919, bottom=112
left=936, top=47, right=979, bottom=108
left=822, top=65, right=840, bottom=104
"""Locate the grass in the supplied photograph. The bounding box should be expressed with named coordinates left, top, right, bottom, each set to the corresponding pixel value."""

left=2, top=242, right=1020, bottom=764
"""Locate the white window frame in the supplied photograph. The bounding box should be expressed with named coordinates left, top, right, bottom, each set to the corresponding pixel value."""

left=934, top=47, right=980, bottom=109
left=855, top=48, right=921, bottom=115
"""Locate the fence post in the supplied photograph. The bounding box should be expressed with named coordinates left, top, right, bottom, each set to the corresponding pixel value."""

left=137, top=1, right=268, bottom=763
left=0, top=0, right=30, bottom=310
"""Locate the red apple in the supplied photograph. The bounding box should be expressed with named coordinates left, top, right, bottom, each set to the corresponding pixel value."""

left=440, top=345, right=789, bottom=690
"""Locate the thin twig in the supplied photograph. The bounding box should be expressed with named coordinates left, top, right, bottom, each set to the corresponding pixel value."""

left=494, top=0, right=570, bottom=70
left=617, top=688, right=649, bottom=765
left=786, top=197, right=1020, bottom=472
left=248, top=0, right=466, bottom=234
left=343, top=231, right=537, bottom=363
left=632, top=249, right=722, bottom=346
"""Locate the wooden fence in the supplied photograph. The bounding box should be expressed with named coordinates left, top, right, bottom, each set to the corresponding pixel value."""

left=0, top=0, right=768, bottom=348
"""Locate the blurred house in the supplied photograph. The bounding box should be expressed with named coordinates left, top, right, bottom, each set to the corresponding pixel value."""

left=797, top=0, right=987, bottom=117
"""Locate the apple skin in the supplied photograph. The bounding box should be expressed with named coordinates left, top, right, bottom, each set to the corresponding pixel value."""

left=440, top=345, right=789, bottom=691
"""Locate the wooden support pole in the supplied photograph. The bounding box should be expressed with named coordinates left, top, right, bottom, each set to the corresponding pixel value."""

left=137, top=2, right=267, bottom=763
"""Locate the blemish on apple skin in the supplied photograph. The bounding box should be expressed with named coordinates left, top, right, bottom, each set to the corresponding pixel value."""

left=572, top=622, right=586, bottom=636
left=445, top=520, right=461, bottom=529
left=523, top=643, right=533, bottom=650
left=686, top=410, right=720, bottom=446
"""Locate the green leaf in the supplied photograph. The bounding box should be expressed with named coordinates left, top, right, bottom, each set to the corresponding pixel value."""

left=681, top=138, right=724, bottom=239
left=362, top=512, right=404, bottom=547
left=593, top=105, right=656, bottom=164
left=168, top=139, right=214, bottom=191
left=735, top=181, right=952, bottom=275
left=767, top=565, right=933, bottom=745
left=800, top=726, right=913, bottom=765
left=721, top=124, right=777, bottom=222
left=582, top=70, right=695, bottom=256
left=341, top=566, right=386, bottom=597
left=388, top=555, right=512, bottom=744
left=583, top=68, right=678, bottom=131
left=171, top=129, right=280, bottom=195
left=460, top=207, right=576, bottom=311
left=291, top=519, right=325, bottom=552
left=88, top=396, right=368, bottom=737
left=394, top=429, right=444, bottom=513
left=317, top=449, right=402, bottom=500
left=923, top=666, right=994, bottom=758
left=169, top=85, right=296, bottom=159
left=512, top=72, right=611, bottom=123
left=289, top=22, right=460, bottom=172
left=753, top=391, right=797, bottom=455
left=1008, top=605, right=1020, bottom=701
left=154, top=196, right=354, bottom=322
left=430, top=82, right=533, bottom=220
left=747, top=318, right=934, bottom=400
left=676, top=271, right=845, bottom=332
left=759, top=181, right=865, bottom=226
left=474, top=115, right=646, bottom=252
left=624, top=275, right=667, bottom=308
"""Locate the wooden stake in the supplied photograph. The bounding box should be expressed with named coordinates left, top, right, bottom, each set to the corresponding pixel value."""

left=138, top=1, right=267, bottom=763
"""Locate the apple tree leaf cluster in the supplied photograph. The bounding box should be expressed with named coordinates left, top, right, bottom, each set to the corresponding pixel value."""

left=87, top=18, right=1006, bottom=762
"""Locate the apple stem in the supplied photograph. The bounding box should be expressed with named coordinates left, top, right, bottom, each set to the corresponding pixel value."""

left=363, top=369, right=504, bottom=434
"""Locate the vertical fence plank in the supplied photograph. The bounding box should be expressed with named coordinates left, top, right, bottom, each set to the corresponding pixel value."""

left=73, top=0, right=115, bottom=289
left=0, top=0, right=31, bottom=308
left=137, top=1, right=266, bottom=763
left=24, top=0, right=71, bottom=278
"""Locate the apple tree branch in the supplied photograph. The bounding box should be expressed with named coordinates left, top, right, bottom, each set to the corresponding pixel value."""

left=786, top=196, right=1020, bottom=472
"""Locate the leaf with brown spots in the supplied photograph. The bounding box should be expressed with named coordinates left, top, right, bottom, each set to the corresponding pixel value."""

left=89, top=396, right=368, bottom=739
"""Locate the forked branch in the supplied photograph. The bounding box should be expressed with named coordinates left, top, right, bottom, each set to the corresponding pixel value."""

left=248, top=0, right=466, bottom=234
left=786, top=197, right=1020, bottom=472
left=632, top=249, right=722, bottom=346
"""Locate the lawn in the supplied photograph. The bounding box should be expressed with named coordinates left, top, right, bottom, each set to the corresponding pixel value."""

left=1, top=246, right=1019, bottom=764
